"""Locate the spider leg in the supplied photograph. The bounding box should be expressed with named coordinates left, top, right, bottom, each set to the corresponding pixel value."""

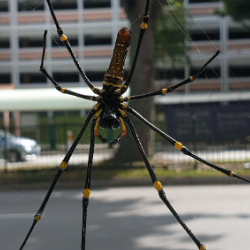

left=118, top=0, right=150, bottom=95
left=93, top=105, right=108, bottom=143
left=82, top=119, right=96, bottom=250
left=120, top=50, right=220, bottom=101
left=19, top=109, right=96, bottom=250
left=40, top=30, right=99, bottom=101
left=45, top=0, right=101, bottom=95
left=127, top=107, right=250, bottom=183
left=124, top=115, right=206, bottom=250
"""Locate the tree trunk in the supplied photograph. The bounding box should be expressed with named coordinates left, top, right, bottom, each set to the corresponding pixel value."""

left=112, top=1, right=160, bottom=164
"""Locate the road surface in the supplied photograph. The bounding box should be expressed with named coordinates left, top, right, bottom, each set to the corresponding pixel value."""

left=0, top=185, right=250, bottom=250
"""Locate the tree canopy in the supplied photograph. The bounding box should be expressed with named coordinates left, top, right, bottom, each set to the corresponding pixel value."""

left=156, top=0, right=189, bottom=70
left=218, top=0, right=250, bottom=26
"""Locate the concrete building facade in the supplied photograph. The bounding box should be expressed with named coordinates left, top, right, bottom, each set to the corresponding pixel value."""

left=0, top=0, right=250, bottom=141
left=0, top=0, right=250, bottom=92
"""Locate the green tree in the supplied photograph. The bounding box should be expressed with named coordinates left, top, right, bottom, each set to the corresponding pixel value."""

left=217, top=0, right=250, bottom=28
left=156, top=0, right=189, bottom=77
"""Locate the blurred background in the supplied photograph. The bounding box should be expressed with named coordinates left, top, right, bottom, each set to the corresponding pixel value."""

left=1, top=1, right=250, bottom=250
left=0, top=0, right=250, bottom=174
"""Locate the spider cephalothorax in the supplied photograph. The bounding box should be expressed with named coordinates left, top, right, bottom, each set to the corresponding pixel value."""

left=98, top=92, right=121, bottom=130
left=19, top=1, right=250, bottom=250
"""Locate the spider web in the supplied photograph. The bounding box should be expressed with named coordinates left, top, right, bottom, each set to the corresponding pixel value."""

left=17, top=0, right=250, bottom=182
left=9, top=1, right=250, bottom=250
left=156, top=0, right=250, bottom=160
left=17, top=0, right=250, bottom=190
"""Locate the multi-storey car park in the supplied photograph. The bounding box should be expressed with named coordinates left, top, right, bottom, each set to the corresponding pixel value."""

left=0, top=0, right=250, bottom=142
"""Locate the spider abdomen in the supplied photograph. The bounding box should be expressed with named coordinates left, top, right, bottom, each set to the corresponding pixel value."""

left=103, top=27, right=132, bottom=89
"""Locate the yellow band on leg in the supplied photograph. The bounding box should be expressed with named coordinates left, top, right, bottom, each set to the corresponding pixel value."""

left=60, top=161, right=68, bottom=170
left=200, top=244, right=207, bottom=250
left=84, top=188, right=91, bottom=198
left=230, top=171, right=235, bottom=177
left=60, top=34, right=68, bottom=41
left=175, top=141, right=183, bottom=150
left=34, top=214, right=42, bottom=221
left=140, top=22, right=148, bottom=29
left=154, top=181, right=163, bottom=191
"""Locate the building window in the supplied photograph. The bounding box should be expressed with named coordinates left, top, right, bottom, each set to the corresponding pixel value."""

left=0, top=38, right=10, bottom=48
left=84, top=0, right=111, bottom=9
left=229, top=29, right=250, bottom=40
left=85, top=71, right=106, bottom=82
left=229, top=66, right=250, bottom=77
left=190, top=66, right=220, bottom=78
left=190, top=29, right=220, bottom=41
left=18, top=1, right=44, bottom=11
left=156, top=68, right=185, bottom=80
left=84, top=34, right=112, bottom=46
left=51, top=37, right=78, bottom=47
left=0, top=73, right=11, bottom=84
left=20, top=73, right=47, bottom=84
left=19, top=37, right=43, bottom=48
left=0, top=1, right=8, bottom=12
left=52, top=0, right=77, bottom=10
left=52, top=72, right=79, bottom=83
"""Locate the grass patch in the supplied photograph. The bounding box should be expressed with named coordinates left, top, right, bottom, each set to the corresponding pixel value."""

left=1, top=163, right=250, bottom=190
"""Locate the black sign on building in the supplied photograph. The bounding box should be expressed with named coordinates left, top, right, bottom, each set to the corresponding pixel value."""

left=165, top=102, right=250, bottom=142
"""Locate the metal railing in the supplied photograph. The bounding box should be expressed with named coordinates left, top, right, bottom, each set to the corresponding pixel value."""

left=1, top=118, right=250, bottom=172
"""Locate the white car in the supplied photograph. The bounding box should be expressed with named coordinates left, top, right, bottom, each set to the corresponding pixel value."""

left=0, top=130, right=41, bottom=162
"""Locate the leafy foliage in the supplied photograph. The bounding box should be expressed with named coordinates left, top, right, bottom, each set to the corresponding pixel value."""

left=217, top=0, right=250, bottom=23
left=156, top=0, right=189, bottom=70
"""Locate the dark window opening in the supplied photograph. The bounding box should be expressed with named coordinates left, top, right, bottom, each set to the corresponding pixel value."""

left=0, top=1, right=8, bottom=12
left=52, top=37, right=78, bottom=47
left=190, top=66, right=220, bottom=78
left=229, top=66, right=250, bottom=77
left=20, top=73, right=47, bottom=84
left=156, top=68, right=185, bottom=80
left=0, top=73, right=11, bottom=84
left=85, top=71, right=106, bottom=82
left=0, top=39, right=10, bottom=48
left=84, top=35, right=112, bottom=46
left=53, top=72, right=79, bottom=83
left=190, top=30, right=220, bottom=41
left=52, top=0, right=77, bottom=10
left=229, top=29, right=250, bottom=40
left=84, top=0, right=111, bottom=9
left=18, top=1, right=44, bottom=11
left=19, top=37, right=43, bottom=48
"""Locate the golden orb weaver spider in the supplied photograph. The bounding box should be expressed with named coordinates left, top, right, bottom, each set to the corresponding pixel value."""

left=19, top=0, right=250, bottom=250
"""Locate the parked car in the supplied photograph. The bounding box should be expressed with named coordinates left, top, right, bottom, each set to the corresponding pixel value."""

left=0, top=129, right=41, bottom=162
